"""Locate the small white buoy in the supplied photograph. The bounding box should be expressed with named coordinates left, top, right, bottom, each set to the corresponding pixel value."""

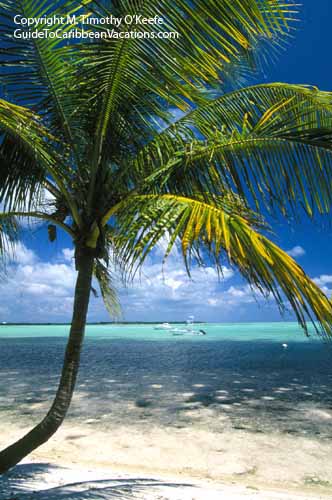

left=282, top=343, right=288, bottom=349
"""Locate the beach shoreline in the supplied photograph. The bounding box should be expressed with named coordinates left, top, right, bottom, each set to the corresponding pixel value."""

left=1, top=421, right=332, bottom=499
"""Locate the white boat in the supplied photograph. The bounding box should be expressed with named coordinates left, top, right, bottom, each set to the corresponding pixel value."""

left=154, top=316, right=207, bottom=336
left=154, top=322, right=172, bottom=330
left=171, top=316, right=207, bottom=336
left=172, top=328, right=206, bottom=336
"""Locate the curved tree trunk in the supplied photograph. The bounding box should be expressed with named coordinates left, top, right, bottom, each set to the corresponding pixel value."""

left=0, top=250, right=94, bottom=474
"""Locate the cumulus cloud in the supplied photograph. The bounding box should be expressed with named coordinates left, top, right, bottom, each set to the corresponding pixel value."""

left=0, top=240, right=309, bottom=323
left=313, top=275, right=332, bottom=287
left=286, top=245, right=306, bottom=258
left=312, top=274, right=332, bottom=298
left=12, top=242, right=38, bottom=265
left=62, top=248, right=75, bottom=262
left=117, top=245, right=273, bottom=321
left=0, top=241, right=256, bottom=322
left=0, top=244, right=77, bottom=322
left=128, top=258, right=234, bottom=304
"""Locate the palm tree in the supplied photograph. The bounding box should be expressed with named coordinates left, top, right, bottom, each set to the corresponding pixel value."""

left=1, top=0, right=332, bottom=473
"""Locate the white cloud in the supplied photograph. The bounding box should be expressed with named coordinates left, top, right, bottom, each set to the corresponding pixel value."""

left=0, top=239, right=323, bottom=324
left=0, top=244, right=78, bottom=322
left=62, top=248, right=75, bottom=262
left=129, top=253, right=234, bottom=303
left=11, top=242, right=38, bottom=265
left=312, top=274, right=332, bottom=297
left=116, top=247, right=270, bottom=321
left=286, top=245, right=306, bottom=258
left=313, top=274, right=332, bottom=287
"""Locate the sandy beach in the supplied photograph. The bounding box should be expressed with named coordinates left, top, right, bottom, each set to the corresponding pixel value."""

left=1, top=462, right=332, bottom=500
left=1, top=416, right=332, bottom=499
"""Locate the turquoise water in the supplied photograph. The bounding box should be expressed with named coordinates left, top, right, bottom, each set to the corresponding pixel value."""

left=0, top=321, right=331, bottom=439
left=0, top=321, right=321, bottom=341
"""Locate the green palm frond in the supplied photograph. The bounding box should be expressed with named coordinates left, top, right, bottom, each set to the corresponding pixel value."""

left=131, top=84, right=332, bottom=216
left=112, top=193, right=332, bottom=338
left=0, top=0, right=88, bottom=147
left=0, top=98, right=54, bottom=153
left=0, top=99, right=58, bottom=209
left=0, top=98, right=81, bottom=224
left=181, top=83, right=332, bottom=134
left=77, top=0, right=296, bottom=209
left=0, top=212, right=18, bottom=248
left=94, top=259, right=121, bottom=318
left=0, top=213, right=19, bottom=273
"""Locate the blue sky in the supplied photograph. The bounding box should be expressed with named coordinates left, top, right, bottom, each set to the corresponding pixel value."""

left=1, top=1, right=332, bottom=323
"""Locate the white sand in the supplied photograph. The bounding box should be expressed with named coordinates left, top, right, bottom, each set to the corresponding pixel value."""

left=1, top=421, right=332, bottom=499
left=1, top=462, right=330, bottom=500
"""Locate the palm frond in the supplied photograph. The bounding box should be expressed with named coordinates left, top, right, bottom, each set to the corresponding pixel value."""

left=0, top=0, right=87, bottom=148
left=0, top=98, right=57, bottom=210
left=0, top=212, right=19, bottom=273
left=94, top=259, right=121, bottom=318
left=0, top=212, right=18, bottom=249
left=76, top=0, right=296, bottom=208
left=130, top=84, right=332, bottom=216
left=111, top=193, right=332, bottom=338
left=0, top=98, right=82, bottom=225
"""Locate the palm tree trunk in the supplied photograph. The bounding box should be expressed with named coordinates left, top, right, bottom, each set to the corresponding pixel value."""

left=0, top=249, right=94, bottom=474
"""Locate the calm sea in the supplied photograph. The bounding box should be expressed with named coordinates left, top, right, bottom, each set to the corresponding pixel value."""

left=0, top=321, right=328, bottom=340
left=1, top=322, right=332, bottom=438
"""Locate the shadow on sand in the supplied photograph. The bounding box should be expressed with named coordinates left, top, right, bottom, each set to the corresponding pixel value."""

left=0, top=463, right=192, bottom=500
left=2, top=339, right=332, bottom=437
